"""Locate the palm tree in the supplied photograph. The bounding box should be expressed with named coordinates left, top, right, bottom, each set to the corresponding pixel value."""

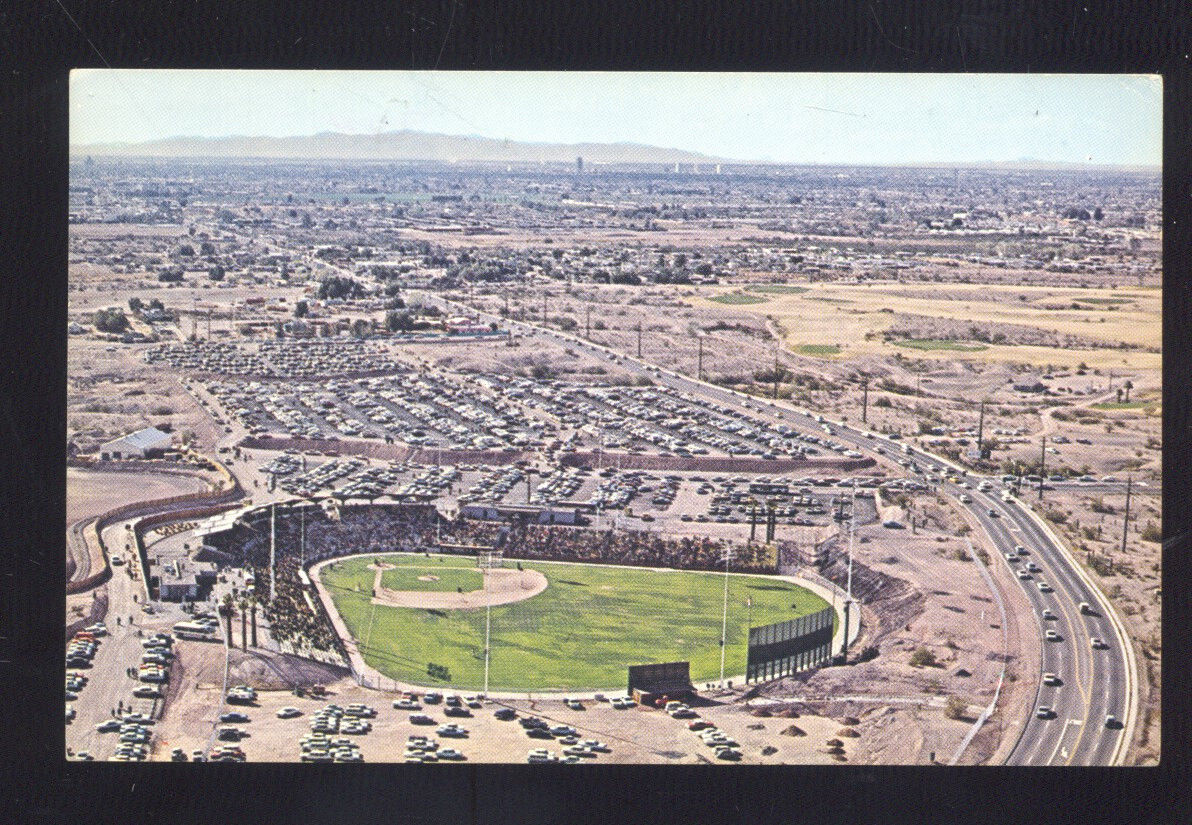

left=1123, top=380, right=1134, bottom=402
left=249, top=595, right=258, bottom=648
left=219, top=594, right=235, bottom=646
left=239, top=598, right=249, bottom=651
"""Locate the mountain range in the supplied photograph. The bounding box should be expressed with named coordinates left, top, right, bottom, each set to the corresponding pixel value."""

left=71, top=130, right=730, bottom=165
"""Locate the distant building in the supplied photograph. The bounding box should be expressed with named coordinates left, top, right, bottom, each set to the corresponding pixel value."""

left=98, top=426, right=173, bottom=460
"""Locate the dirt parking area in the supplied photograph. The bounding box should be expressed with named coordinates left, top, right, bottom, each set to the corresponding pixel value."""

left=67, top=466, right=210, bottom=526
left=156, top=679, right=856, bottom=764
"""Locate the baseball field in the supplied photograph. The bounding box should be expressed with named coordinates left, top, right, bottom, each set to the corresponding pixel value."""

left=318, top=552, right=832, bottom=692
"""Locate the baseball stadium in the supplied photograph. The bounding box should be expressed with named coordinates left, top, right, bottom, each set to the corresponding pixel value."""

left=197, top=500, right=836, bottom=693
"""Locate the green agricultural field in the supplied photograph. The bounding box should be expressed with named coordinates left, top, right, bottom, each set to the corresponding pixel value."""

left=318, top=553, right=831, bottom=691
left=708, top=292, right=769, bottom=305
left=746, top=284, right=810, bottom=295
left=794, top=344, right=842, bottom=356
left=892, top=338, right=988, bottom=352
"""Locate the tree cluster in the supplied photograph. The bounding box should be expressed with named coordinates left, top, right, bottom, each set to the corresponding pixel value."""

left=93, top=307, right=129, bottom=333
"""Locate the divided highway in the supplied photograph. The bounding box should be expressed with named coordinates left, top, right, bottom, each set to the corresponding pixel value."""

left=432, top=297, right=1138, bottom=765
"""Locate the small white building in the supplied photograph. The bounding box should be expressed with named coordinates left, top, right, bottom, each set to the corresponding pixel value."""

left=98, top=426, right=173, bottom=460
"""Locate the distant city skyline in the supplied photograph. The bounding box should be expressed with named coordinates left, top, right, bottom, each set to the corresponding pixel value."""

left=71, top=71, right=1162, bottom=167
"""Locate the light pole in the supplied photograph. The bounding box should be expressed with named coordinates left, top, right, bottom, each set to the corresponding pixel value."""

left=483, top=597, right=492, bottom=698
left=719, top=548, right=733, bottom=688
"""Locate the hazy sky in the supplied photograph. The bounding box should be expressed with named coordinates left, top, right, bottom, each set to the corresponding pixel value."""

left=70, top=70, right=1161, bottom=166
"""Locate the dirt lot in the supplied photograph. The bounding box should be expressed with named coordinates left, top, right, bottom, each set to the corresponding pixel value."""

left=66, top=466, right=210, bottom=526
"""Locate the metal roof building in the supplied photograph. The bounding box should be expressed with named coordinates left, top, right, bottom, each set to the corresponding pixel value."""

left=98, top=426, right=173, bottom=459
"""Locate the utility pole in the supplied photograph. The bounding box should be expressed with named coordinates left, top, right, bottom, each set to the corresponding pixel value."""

left=1038, top=435, right=1046, bottom=500
left=719, top=548, right=733, bottom=688
left=861, top=376, right=869, bottom=424
left=773, top=350, right=780, bottom=399
left=585, top=305, right=591, bottom=339
left=207, top=308, right=212, bottom=340
left=1120, top=474, right=1133, bottom=556
left=697, top=336, right=705, bottom=380
left=637, top=322, right=642, bottom=358
left=976, top=400, right=986, bottom=458
left=542, top=292, right=547, bottom=326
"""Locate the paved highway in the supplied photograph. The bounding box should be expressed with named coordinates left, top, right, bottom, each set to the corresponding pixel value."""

left=432, top=298, right=1137, bottom=766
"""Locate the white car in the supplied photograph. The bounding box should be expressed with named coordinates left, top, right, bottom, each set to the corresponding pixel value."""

left=1045, top=630, right=1061, bottom=642
left=277, top=707, right=302, bottom=718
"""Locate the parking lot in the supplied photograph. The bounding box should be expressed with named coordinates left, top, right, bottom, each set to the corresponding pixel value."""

left=154, top=684, right=856, bottom=764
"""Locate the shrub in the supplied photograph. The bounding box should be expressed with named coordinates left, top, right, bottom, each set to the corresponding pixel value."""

left=909, top=647, right=937, bottom=667
left=944, top=695, right=967, bottom=720
left=1140, top=521, right=1161, bottom=543
left=1043, top=508, right=1068, bottom=524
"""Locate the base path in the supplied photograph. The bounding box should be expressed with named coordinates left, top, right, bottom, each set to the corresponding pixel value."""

left=366, top=563, right=548, bottom=610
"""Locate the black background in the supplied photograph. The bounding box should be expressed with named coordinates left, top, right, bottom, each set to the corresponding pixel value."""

left=2, top=2, right=1190, bottom=824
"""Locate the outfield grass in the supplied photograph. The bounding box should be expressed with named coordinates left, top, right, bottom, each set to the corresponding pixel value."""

left=892, top=338, right=988, bottom=352
left=708, top=292, right=770, bottom=305
left=794, top=344, right=842, bottom=356
left=746, top=284, right=809, bottom=295
left=319, top=553, right=831, bottom=691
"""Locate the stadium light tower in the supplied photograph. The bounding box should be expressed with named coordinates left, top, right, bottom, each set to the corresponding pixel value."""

left=719, top=548, right=733, bottom=688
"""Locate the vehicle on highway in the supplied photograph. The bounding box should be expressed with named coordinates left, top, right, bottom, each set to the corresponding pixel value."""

left=1045, top=630, right=1061, bottom=642
left=1043, top=673, right=1062, bottom=686
left=1037, top=581, right=1053, bottom=593
left=1090, top=637, right=1109, bottom=650
left=1105, top=715, right=1119, bottom=728
left=1036, top=706, right=1055, bottom=719
left=1041, top=608, right=1057, bottom=620
left=987, top=508, right=1000, bottom=518
left=1079, top=601, right=1096, bottom=615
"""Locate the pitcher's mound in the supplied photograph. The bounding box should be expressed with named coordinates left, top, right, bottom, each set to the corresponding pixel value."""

left=373, top=567, right=548, bottom=610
